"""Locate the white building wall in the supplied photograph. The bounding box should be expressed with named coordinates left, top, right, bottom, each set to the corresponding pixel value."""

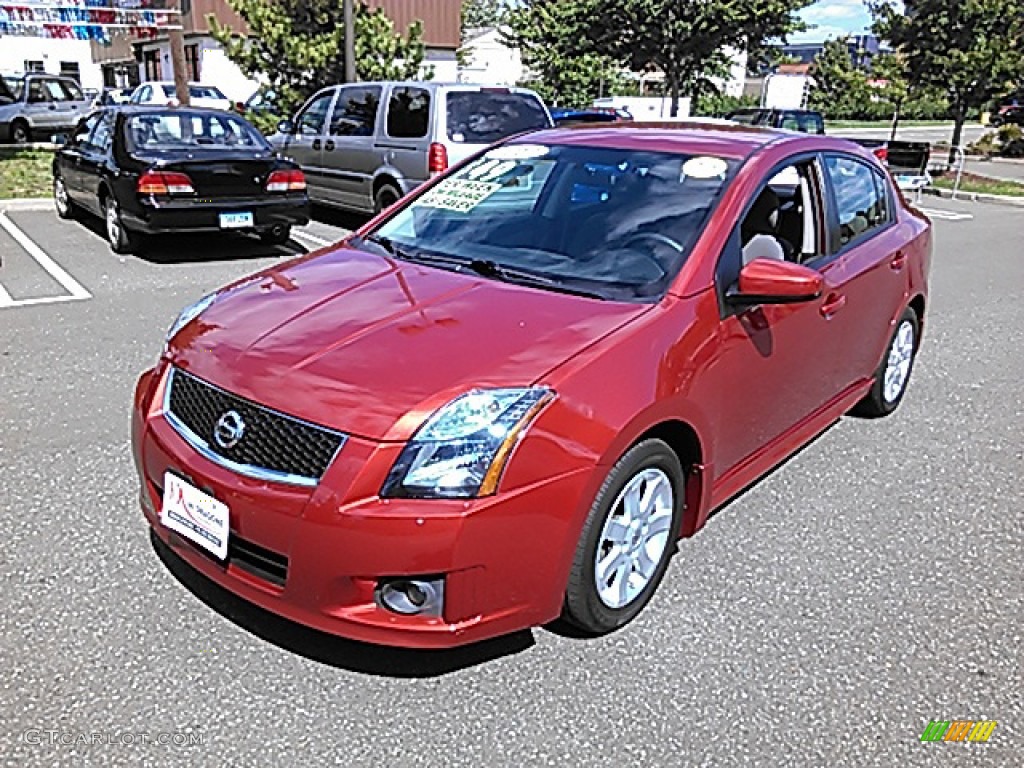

left=0, top=36, right=103, bottom=89
left=457, top=27, right=525, bottom=86
left=200, top=40, right=258, bottom=102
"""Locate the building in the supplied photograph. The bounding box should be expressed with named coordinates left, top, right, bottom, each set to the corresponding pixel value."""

left=0, top=37, right=103, bottom=89
left=781, top=35, right=882, bottom=69
left=457, top=26, right=527, bottom=86
left=90, top=0, right=461, bottom=101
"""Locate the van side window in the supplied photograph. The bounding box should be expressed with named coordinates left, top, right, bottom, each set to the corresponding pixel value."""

left=387, top=87, right=430, bottom=139
left=296, top=91, right=334, bottom=136
left=330, top=86, right=381, bottom=137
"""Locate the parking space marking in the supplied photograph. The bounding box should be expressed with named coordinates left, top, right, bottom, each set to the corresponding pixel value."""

left=293, top=230, right=334, bottom=248
left=0, top=210, right=92, bottom=308
left=918, top=207, right=974, bottom=221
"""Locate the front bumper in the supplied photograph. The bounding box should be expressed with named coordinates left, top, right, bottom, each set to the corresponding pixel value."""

left=123, top=195, right=310, bottom=235
left=132, top=366, right=589, bottom=648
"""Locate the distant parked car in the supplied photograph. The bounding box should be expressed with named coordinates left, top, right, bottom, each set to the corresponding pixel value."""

left=0, top=72, right=92, bottom=143
left=52, top=106, right=310, bottom=253
left=726, top=108, right=826, bottom=135
left=550, top=107, right=633, bottom=126
left=270, top=82, right=553, bottom=213
left=238, top=87, right=278, bottom=116
left=93, top=87, right=135, bottom=108
left=128, top=82, right=233, bottom=111
left=990, top=104, right=1024, bottom=127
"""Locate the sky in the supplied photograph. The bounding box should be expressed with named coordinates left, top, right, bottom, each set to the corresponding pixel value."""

left=791, top=0, right=875, bottom=43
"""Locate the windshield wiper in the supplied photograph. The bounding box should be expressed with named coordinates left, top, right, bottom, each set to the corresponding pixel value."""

left=461, top=259, right=606, bottom=300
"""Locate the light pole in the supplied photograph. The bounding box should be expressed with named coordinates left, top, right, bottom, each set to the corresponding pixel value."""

left=344, top=0, right=355, bottom=83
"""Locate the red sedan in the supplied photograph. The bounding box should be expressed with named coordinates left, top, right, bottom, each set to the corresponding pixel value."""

left=132, top=124, right=931, bottom=648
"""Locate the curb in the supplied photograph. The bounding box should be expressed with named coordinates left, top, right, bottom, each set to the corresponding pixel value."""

left=0, top=198, right=52, bottom=212
left=923, top=187, right=1024, bottom=208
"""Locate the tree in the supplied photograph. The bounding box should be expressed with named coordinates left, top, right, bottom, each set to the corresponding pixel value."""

left=504, top=1, right=628, bottom=108
left=209, top=0, right=429, bottom=117
left=594, top=0, right=813, bottom=116
left=462, top=0, right=508, bottom=34
left=870, top=0, right=1024, bottom=153
left=808, top=37, right=872, bottom=119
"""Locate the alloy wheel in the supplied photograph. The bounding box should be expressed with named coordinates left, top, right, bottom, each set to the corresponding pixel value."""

left=883, top=319, right=915, bottom=403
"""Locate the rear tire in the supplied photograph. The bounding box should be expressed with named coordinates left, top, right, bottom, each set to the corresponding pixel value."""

left=373, top=183, right=402, bottom=214
left=104, top=196, right=145, bottom=254
left=258, top=224, right=291, bottom=246
left=561, top=439, right=684, bottom=635
left=11, top=120, right=30, bottom=144
left=851, top=306, right=919, bottom=418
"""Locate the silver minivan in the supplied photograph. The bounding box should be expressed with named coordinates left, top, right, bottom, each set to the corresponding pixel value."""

left=269, top=81, right=552, bottom=213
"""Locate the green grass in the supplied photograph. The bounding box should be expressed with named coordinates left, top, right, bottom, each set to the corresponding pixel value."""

left=0, top=148, right=53, bottom=199
left=933, top=171, right=1024, bottom=197
left=825, top=119, right=969, bottom=129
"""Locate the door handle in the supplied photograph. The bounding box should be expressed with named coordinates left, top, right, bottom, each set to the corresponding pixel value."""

left=48, top=104, right=57, bottom=110
left=312, top=138, right=322, bottom=150
left=324, top=140, right=335, bottom=151
left=890, top=251, right=907, bottom=271
left=819, top=292, right=847, bottom=319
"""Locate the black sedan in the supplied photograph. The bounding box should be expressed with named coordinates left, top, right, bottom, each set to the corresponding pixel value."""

left=52, top=106, right=310, bottom=254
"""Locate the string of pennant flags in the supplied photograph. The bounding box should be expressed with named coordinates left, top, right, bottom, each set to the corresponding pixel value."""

left=0, top=0, right=179, bottom=44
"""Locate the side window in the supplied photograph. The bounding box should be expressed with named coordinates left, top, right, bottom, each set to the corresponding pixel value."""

left=28, top=81, right=49, bottom=103
left=85, top=113, right=115, bottom=153
left=71, top=114, right=100, bottom=147
left=780, top=113, right=800, bottom=131
left=296, top=91, right=333, bottom=136
left=329, top=86, right=381, bottom=136
left=387, top=86, right=430, bottom=139
left=800, top=113, right=825, bottom=134
left=824, top=155, right=889, bottom=247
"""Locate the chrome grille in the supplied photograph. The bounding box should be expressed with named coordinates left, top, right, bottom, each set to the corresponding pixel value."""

left=164, top=367, right=345, bottom=486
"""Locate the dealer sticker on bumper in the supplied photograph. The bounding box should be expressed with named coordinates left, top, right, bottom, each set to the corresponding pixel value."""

left=218, top=212, right=254, bottom=229
left=160, top=472, right=229, bottom=560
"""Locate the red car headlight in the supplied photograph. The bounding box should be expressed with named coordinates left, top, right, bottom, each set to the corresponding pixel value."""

left=381, top=387, right=554, bottom=499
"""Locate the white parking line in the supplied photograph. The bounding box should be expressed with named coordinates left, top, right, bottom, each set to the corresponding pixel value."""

left=918, top=207, right=974, bottom=221
left=0, top=210, right=92, bottom=308
left=292, top=230, right=334, bottom=248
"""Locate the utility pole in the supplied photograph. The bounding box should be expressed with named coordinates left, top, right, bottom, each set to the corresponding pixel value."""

left=168, top=0, right=190, bottom=105
left=344, top=0, right=356, bottom=83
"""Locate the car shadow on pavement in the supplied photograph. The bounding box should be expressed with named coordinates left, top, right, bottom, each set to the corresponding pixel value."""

left=311, top=203, right=371, bottom=232
left=150, top=531, right=536, bottom=677
left=72, top=213, right=310, bottom=263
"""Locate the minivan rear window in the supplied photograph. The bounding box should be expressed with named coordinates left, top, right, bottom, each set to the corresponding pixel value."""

left=446, top=91, right=550, bottom=144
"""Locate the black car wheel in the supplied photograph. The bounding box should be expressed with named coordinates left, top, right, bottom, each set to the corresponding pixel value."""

left=374, top=183, right=402, bottom=214
left=562, top=438, right=684, bottom=635
left=11, top=120, right=30, bottom=144
left=53, top=176, right=76, bottom=220
left=258, top=224, right=292, bottom=246
left=852, top=306, right=919, bottom=418
left=104, top=196, right=144, bottom=254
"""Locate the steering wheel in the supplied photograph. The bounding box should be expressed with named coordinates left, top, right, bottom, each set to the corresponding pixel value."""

left=617, top=232, right=685, bottom=275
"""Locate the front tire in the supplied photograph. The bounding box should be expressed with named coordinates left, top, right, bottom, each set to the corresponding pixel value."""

left=562, top=439, right=684, bottom=635
left=54, top=176, right=76, bottom=219
left=852, top=306, right=919, bottom=417
left=258, top=224, right=291, bottom=246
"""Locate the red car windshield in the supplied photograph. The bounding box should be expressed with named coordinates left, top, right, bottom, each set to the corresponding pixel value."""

left=371, top=143, right=738, bottom=300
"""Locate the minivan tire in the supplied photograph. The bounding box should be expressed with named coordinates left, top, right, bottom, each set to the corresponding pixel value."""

left=374, top=183, right=402, bottom=214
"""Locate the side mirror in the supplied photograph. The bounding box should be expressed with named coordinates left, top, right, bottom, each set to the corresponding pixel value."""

left=726, top=258, right=823, bottom=305
left=277, top=119, right=295, bottom=135
left=51, top=133, right=68, bottom=146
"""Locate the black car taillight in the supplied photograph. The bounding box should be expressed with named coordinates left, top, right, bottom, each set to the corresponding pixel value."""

left=137, top=170, right=195, bottom=196
left=265, top=169, right=306, bottom=192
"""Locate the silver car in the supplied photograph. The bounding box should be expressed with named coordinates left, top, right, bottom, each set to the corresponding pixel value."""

left=270, top=81, right=552, bottom=213
left=0, top=73, right=92, bottom=143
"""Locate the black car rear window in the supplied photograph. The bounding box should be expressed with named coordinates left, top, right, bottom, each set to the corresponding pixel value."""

left=446, top=91, right=550, bottom=143
left=125, top=111, right=267, bottom=151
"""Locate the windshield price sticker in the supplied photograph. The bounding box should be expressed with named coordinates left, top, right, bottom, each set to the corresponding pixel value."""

left=416, top=179, right=503, bottom=213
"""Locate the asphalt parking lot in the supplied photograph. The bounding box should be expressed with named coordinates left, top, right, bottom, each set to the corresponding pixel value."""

left=0, top=197, right=1020, bottom=766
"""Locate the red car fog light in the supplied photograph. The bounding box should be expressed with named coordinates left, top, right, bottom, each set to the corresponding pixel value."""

left=376, top=577, right=445, bottom=616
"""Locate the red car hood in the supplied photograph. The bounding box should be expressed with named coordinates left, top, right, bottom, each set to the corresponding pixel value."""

left=169, top=245, right=650, bottom=441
